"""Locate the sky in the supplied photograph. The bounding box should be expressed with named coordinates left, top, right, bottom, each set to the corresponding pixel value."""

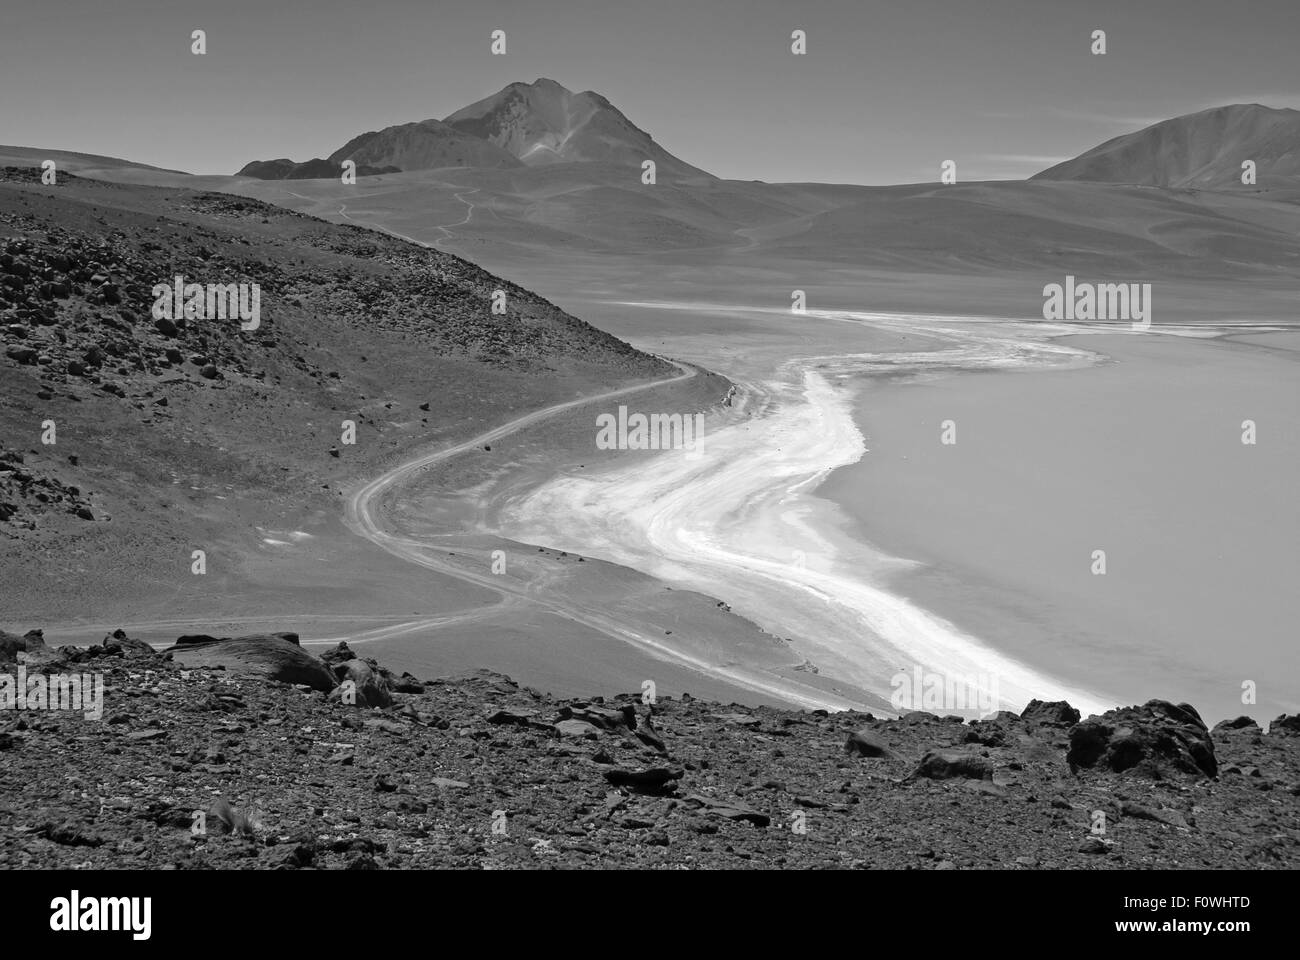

left=3, top=0, right=1299, bottom=184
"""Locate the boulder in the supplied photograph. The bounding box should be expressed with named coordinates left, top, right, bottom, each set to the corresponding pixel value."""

left=557, top=703, right=636, bottom=731
left=388, top=672, right=424, bottom=694
left=844, top=729, right=897, bottom=758
left=1067, top=700, right=1216, bottom=779
left=100, top=629, right=157, bottom=659
left=320, top=641, right=357, bottom=666
left=680, top=793, right=770, bottom=827
left=910, top=750, right=995, bottom=781
left=165, top=633, right=335, bottom=691
left=603, top=767, right=684, bottom=794
left=0, top=629, right=26, bottom=663
left=555, top=719, right=601, bottom=739
left=964, top=716, right=1014, bottom=747
left=1269, top=714, right=1300, bottom=736
left=1212, top=716, right=1260, bottom=734
left=1020, top=699, right=1081, bottom=726
left=328, top=658, right=391, bottom=709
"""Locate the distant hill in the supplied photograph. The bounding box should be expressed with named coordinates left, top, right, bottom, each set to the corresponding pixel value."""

left=238, top=79, right=711, bottom=181
left=236, top=157, right=401, bottom=180
left=0, top=165, right=670, bottom=616
left=1032, top=104, right=1300, bottom=189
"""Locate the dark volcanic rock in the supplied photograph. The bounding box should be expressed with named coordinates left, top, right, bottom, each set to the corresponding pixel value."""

left=1271, top=714, right=1300, bottom=736
left=1213, top=716, right=1261, bottom=733
left=1021, top=699, right=1081, bottom=726
left=0, top=629, right=26, bottom=663
left=165, top=633, right=335, bottom=691
left=100, top=629, right=157, bottom=659
left=844, top=729, right=896, bottom=758
left=320, top=641, right=357, bottom=666
left=910, top=750, right=995, bottom=781
left=1067, top=700, right=1217, bottom=779
left=603, top=766, right=684, bottom=794
left=328, top=658, right=392, bottom=709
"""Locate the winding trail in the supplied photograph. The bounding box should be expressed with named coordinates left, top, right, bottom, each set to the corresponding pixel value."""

left=282, top=185, right=480, bottom=248
left=342, top=361, right=868, bottom=710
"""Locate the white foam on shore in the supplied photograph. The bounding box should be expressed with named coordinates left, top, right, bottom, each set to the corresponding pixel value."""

left=495, top=312, right=1120, bottom=717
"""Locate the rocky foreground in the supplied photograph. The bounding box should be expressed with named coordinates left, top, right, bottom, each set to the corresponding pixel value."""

left=1, top=627, right=1297, bottom=869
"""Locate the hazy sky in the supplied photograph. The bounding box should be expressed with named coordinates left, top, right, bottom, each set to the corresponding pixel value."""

left=3, top=0, right=1298, bottom=183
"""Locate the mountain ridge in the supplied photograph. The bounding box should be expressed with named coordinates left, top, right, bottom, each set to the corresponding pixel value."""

left=1033, top=103, right=1300, bottom=189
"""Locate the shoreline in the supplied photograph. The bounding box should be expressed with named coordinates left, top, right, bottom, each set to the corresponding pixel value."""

left=490, top=311, right=1129, bottom=719
left=819, top=323, right=1300, bottom=725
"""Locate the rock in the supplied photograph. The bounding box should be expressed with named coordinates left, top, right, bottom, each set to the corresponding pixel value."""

left=634, top=715, right=668, bottom=753
left=964, top=716, right=1013, bottom=747
left=1213, top=716, right=1260, bottom=733
left=165, top=633, right=335, bottom=691
left=1078, top=837, right=1111, bottom=855
left=38, top=821, right=104, bottom=848
left=557, top=704, right=636, bottom=731
left=154, top=316, right=178, bottom=336
left=901, top=711, right=939, bottom=725
left=1119, top=801, right=1190, bottom=829
left=329, top=659, right=392, bottom=709
left=101, top=629, right=156, bottom=658
left=5, top=345, right=37, bottom=364
left=602, top=767, right=684, bottom=794
left=1270, top=714, right=1300, bottom=736
left=0, top=629, right=27, bottom=663
left=486, top=707, right=543, bottom=727
left=1067, top=700, right=1217, bottom=779
left=430, top=777, right=469, bottom=789
left=844, top=729, right=897, bottom=758
left=910, top=750, right=995, bottom=781
left=555, top=719, right=601, bottom=739
left=389, top=672, right=424, bottom=694
left=1020, top=699, right=1081, bottom=726
left=363, top=718, right=406, bottom=735
left=319, top=641, right=357, bottom=666
left=681, top=793, right=770, bottom=827
left=199, top=363, right=220, bottom=380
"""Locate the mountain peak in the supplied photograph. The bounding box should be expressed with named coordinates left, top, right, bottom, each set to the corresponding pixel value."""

left=237, top=79, right=712, bottom=180
left=442, top=80, right=710, bottom=177
left=1033, top=103, right=1300, bottom=188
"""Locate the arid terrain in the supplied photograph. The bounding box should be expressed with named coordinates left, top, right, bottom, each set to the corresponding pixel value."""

left=4, top=73, right=1300, bottom=875
left=2, top=627, right=1297, bottom=869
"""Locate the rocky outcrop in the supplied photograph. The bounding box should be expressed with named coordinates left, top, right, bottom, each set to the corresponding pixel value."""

left=1067, top=700, right=1217, bottom=779
left=1020, top=699, right=1081, bottom=727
